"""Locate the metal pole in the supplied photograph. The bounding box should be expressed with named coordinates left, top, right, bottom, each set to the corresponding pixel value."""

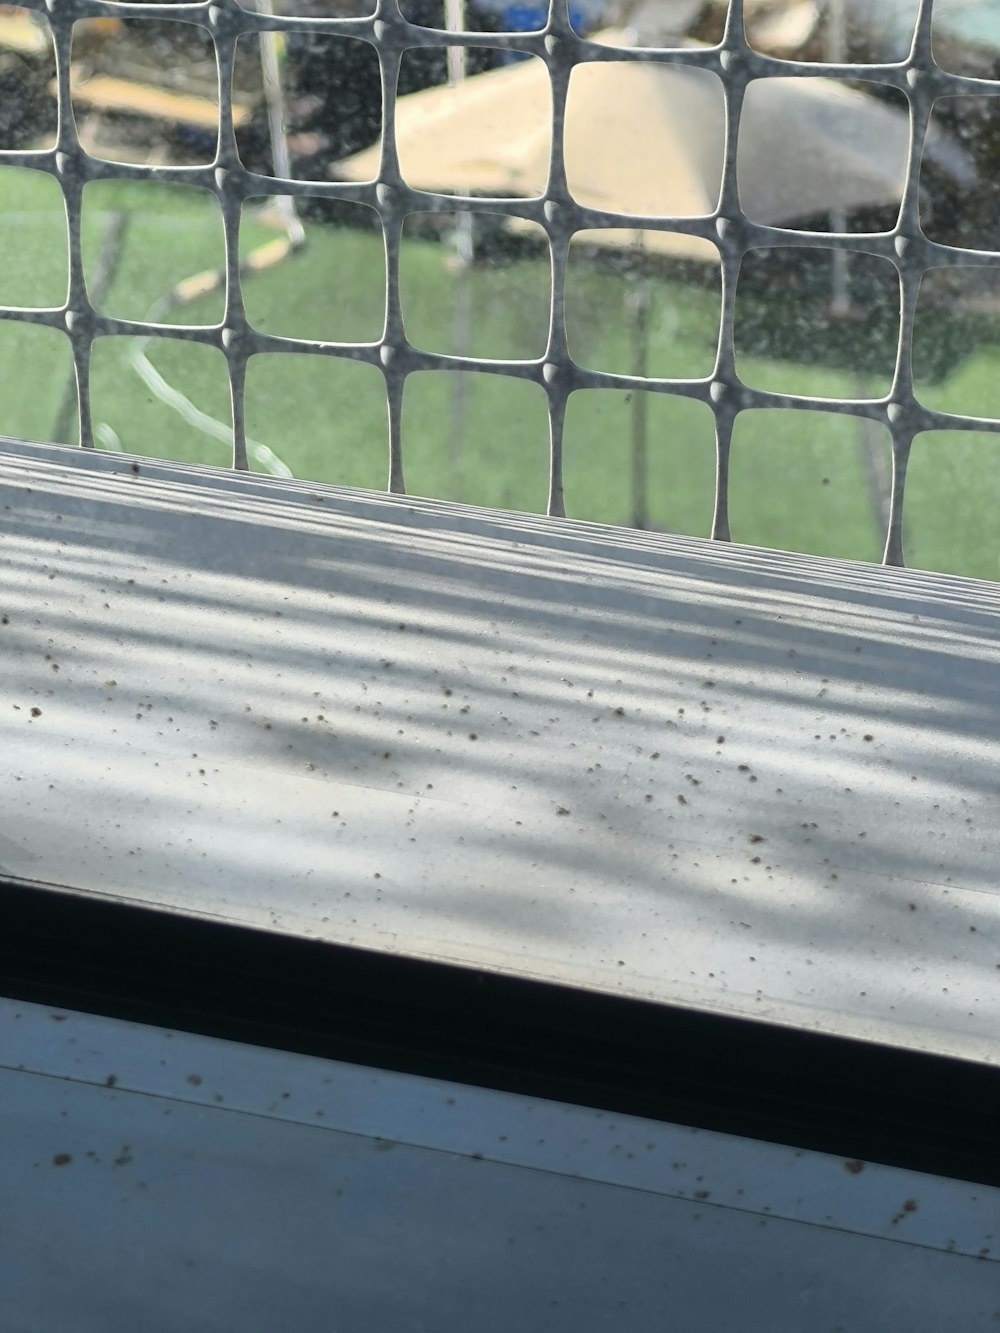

left=446, top=0, right=472, bottom=500
left=627, top=250, right=650, bottom=531
left=257, top=0, right=304, bottom=247
left=445, top=0, right=467, bottom=88
left=826, top=0, right=890, bottom=545
left=826, top=0, right=850, bottom=317
left=445, top=0, right=474, bottom=268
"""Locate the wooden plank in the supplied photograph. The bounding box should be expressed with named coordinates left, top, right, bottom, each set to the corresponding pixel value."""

left=0, top=10, right=50, bottom=54
left=62, top=69, right=252, bottom=130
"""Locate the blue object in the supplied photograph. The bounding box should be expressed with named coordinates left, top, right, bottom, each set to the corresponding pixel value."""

left=497, top=4, right=591, bottom=33
left=494, top=2, right=591, bottom=61
left=502, top=4, right=547, bottom=29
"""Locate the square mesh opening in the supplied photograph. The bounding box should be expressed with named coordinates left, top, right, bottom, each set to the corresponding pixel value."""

left=905, top=431, right=1000, bottom=581
left=72, top=17, right=220, bottom=167
left=922, top=97, right=1000, bottom=253
left=401, top=212, right=549, bottom=360
left=742, top=0, right=920, bottom=63
left=240, top=31, right=381, bottom=179
left=0, top=6, right=57, bottom=150
left=738, top=81, right=910, bottom=233
left=243, top=199, right=384, bottom=343
left=84, top=180, right=225, bottom=325
left=395, top=49, right=549, bottom=196
left=565, top=232, right=719, bottom=379
left=914, top=267, right=1000, bottom=417
left=0, top=167, right=66, bottom=308
left=728, top=409, right=890, bottom=563
left=931, top=7, right=1000, bottom=78
left=564, top=390, right=715, bottom=535
left=734, top=247, right=899, bottom=398
left=566, top=61, right=724, bottom=220
left=245, top=353, right=387, bottom=487
left=90, top=336, right=232, bottom=466
left=403, top=370, right=549, bottom=510
left=0, top=322, right=72, bottom=444
left=399, top=1, right=504, bottom=30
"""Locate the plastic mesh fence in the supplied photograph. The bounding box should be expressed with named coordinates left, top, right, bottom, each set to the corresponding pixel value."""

left=1, top=0, right=999, bottom=569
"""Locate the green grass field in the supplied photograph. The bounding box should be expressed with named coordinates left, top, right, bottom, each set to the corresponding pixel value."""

left=3, top=165, right=1000, bottom=581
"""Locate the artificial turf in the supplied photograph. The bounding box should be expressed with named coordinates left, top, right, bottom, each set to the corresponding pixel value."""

left=2, top=164, right=998, bottom=580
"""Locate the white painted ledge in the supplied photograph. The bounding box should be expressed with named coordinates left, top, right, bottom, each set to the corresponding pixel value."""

left=2, top=438, right=999, bottom=1065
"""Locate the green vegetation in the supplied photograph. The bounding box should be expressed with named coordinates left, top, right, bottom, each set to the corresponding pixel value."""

left=2, top=163, right=999, bottom=580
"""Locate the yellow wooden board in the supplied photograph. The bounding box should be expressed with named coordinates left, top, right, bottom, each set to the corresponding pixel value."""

left=0, top=10, right=50, bottom=54
left=63, top=69, right=252, bottom=130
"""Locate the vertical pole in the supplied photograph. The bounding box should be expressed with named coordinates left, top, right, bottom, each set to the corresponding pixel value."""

left=446, top=0, right=473, bottom=500
left=257, top=0, right=305, bottom=246
left=445, top=0, right=467, bottom=87
left=826, top=0, right=850, bottom=317
left=445, top=0, right=473, bottom=268
left=628, top=232, right=650, bottom=530
left=826, top=0, right=890, bottom=546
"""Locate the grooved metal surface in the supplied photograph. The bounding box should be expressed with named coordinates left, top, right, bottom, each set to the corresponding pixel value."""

left=1, top=1, right=998, bottom=566
left=2, top=440, right=1000, bottom=1065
